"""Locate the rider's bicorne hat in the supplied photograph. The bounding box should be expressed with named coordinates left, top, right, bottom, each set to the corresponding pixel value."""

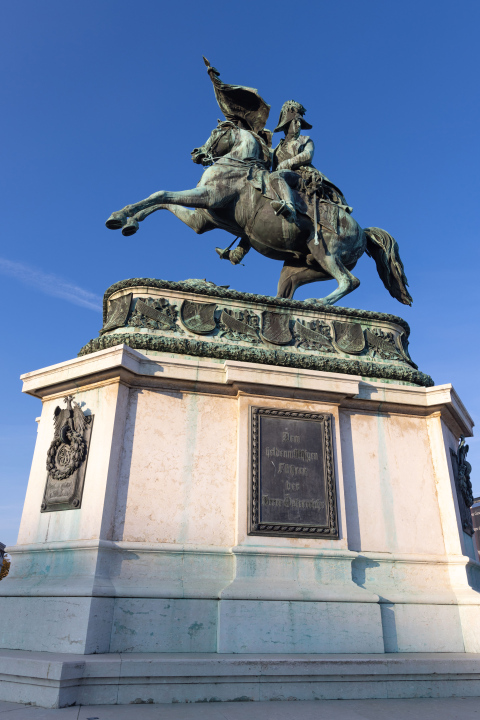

left=273, top=100, right=312, bottom=133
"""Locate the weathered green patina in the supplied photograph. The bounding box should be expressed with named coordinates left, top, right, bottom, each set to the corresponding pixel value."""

left=105, top=60, right=412, bottom=309
left=79, top=332, right=432, bottom=387
left=100, top=278, right=411, bottom=332
left=78, top=279, right=433, bottom=388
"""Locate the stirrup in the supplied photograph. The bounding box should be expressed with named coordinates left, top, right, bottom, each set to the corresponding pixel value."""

left=215, top=247, right=231, bottom=260
left=271, top=200, right=297, bottom=222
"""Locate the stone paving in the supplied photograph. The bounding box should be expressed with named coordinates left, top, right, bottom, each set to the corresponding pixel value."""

left=1, top=698, right=480, bottom=720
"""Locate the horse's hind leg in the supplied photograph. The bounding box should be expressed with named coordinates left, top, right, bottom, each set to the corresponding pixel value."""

left=159, top=206, right=215, bottom=233
left=307, top=232, right=360, bottom=305
left=277, top=259, right=329, bottom=299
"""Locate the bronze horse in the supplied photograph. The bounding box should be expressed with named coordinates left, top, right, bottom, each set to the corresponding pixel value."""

left=106, top=121, right=412, bottom=307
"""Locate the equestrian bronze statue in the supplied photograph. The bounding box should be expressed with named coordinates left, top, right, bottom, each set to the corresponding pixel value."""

left=106, top=58, right=412, bottom=307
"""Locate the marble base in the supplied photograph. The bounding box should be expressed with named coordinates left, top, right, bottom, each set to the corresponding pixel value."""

left=0, top=596, right=114, bottom=654
left=2, top=650, right=480, bottom=708
left=0, top=594, right=383, bottom=655
left=217, top=600, right=383, bottom=654
left=1, top=344, right=478, bottom=706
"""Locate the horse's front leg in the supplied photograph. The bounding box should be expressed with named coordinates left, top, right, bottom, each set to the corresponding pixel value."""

left=106, top=187, right=218, bottom=230
left=121, top=204, right=216, bottom=237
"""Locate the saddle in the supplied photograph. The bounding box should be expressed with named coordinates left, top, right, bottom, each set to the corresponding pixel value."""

left=217, top=165, right=348, bottom=263
left=247, top=165, right=342, bottom=235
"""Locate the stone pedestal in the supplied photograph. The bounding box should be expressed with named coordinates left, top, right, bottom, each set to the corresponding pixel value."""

left=0, top=281, right=478, bottom=707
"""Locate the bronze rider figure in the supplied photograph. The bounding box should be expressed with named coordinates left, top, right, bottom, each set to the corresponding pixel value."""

left=269, top=100, right=352, bottom=225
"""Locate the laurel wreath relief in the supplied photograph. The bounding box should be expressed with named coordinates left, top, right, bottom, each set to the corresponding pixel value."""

left=46, top=430, right=86, bottom=481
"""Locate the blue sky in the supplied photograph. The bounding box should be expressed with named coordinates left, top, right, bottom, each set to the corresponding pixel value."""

left=1, top=0, right=479, bottom=546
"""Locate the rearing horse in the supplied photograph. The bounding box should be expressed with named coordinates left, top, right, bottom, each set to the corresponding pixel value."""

left=106, top=122, right=412, bottom=307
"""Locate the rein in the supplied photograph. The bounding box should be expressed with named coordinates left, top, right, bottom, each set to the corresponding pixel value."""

left=212, top=156, right=268, bottom=169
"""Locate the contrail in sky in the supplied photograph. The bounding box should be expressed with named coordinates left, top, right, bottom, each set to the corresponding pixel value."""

left=0, top=257, right=102, bottom=312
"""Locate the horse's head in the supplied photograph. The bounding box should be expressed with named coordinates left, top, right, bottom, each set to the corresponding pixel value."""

left=191, top=121, right=236, bottom=166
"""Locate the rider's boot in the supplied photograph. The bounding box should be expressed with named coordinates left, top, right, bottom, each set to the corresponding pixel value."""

left=269, top=173, right=299, bottom=225
left=216, top=246, right=246, bottom=265
left=216, top=238, right=250, bottom=265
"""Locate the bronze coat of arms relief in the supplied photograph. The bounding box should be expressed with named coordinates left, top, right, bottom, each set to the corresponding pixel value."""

left=332, top=321, right=366, bottom=354
left=261, top=310, right=292, bottom=345
left=101, top=293, right=133, bottom=333
left=180, top=300, right=217, bottom=334
left=41, top=395, right=94, bottom=512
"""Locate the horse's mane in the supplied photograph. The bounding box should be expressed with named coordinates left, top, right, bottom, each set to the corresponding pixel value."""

left=221, top=121, right=271, bottom=166
left=249, top=130, right=272, bottom=166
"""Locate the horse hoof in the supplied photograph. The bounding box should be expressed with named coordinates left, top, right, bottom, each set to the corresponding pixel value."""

left=122, top=219, right=139, bottom=236
left=304, top=298, right=325, bottom=305
left=105, top=213, right=127, bottom=229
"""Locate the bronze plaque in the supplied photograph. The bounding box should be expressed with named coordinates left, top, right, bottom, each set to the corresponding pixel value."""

left=249, top=407, right=338, bottom=538
left=450, top=444, right=474, bottom=536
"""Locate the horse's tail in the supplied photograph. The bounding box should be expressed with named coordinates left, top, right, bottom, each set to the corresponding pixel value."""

left=364, top=227, right=413, bottom=306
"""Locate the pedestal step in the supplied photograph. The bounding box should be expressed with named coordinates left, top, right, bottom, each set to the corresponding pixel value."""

left=2, top=650, right=480, bottom=709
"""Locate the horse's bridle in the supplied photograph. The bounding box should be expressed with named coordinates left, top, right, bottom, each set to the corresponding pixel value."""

left=201, top=124, right=234, bottom=166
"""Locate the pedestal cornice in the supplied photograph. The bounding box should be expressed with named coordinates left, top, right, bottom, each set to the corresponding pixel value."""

left=21, top=345, right=473, bottom=436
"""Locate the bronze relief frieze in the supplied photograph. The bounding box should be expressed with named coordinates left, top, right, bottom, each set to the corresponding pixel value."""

left=293, top=319, right=334, bottom=352
left=82, top=280, right=433, bottom=388
left=365, top=328, right=404, bottom=362
left=219, top=308, right=260, bottom=342
left=128, top=296, right=180, bottom=332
